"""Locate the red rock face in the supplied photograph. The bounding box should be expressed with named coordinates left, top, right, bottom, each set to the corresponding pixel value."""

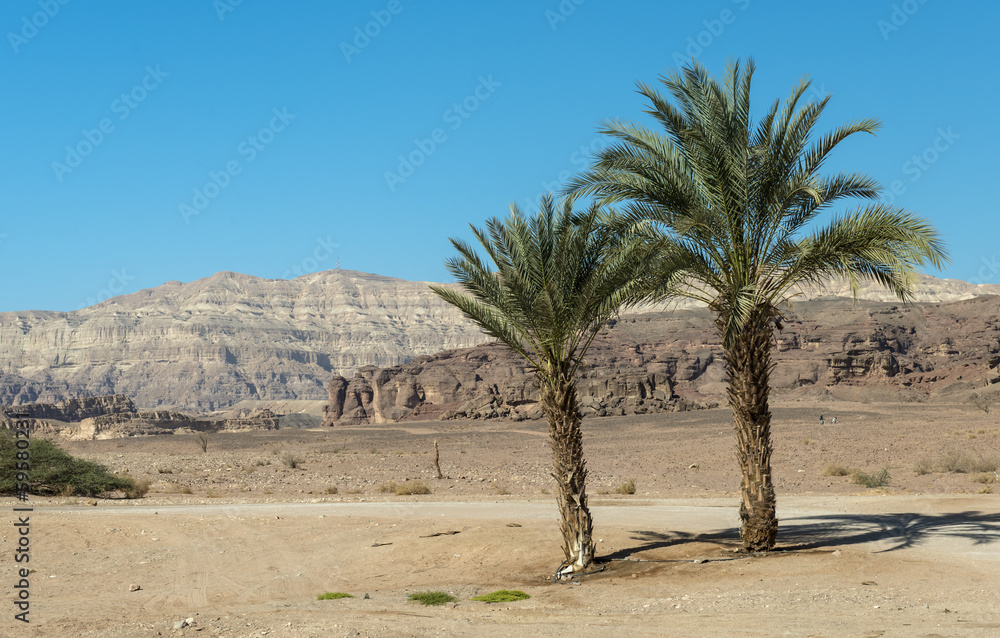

left=322, top=295, right=1000, bottom=425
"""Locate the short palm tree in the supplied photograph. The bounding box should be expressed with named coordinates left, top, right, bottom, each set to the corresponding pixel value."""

left=431, top=194, right=647, bottom=576
left=567, top=59, right=948, bottom=551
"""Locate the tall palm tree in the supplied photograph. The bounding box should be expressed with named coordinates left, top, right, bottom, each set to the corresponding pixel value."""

left=567, top=59, right=948, bottom=551
left=431, top=194, right=647, bottom=576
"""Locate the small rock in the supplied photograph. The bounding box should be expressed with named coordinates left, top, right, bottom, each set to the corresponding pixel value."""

left=173, top=619, right=188, bottom=630
left=831, top=550, right=842, bottom=556
left=693, top=558, right=708, bottom=564
left=688, top=464, right=698, bottom=469
left=128, top=584, right=141, bottom=592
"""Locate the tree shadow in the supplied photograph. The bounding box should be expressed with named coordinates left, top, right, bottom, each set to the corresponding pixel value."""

left=776, top=510, right=1000, bottom=552
left=600, top=510, right=1000, bottom=560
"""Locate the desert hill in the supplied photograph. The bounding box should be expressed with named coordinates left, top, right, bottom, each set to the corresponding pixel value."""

left=323, top=295, right=1000, bottom=425
left=1, top=269, right=998, bottom=415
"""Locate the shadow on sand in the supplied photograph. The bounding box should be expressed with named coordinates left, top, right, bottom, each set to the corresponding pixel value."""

left=602, top=510, right=1000, bottom=560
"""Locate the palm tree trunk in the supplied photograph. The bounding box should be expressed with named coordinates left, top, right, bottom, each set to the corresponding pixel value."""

left=720, top=307, right=778, bottom=551
left=539, top=371, right=595, bottom=577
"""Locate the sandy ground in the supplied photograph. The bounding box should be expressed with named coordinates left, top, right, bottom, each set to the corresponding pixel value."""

left=2, top=401, right=999, bottom=637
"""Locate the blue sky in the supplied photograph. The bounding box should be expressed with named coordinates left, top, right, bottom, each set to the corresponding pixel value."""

left=2, top=0, right=996, bottom=312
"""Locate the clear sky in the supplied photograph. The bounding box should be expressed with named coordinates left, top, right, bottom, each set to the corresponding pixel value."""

left=2, top=0, right=996, bottom=312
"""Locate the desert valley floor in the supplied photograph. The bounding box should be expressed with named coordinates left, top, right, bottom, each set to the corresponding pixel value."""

left=3, top=400, right=1000, bottom=637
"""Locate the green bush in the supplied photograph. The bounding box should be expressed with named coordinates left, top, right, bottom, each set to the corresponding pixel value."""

left=0, top=433, right=139, bottom=498
left=408, top=591, right=456, bottom=606
left=471, top=590, right=531, bottom=603
left=851, top=468, right=891, bottom=489
left=317, top=592, right=354, bottom=600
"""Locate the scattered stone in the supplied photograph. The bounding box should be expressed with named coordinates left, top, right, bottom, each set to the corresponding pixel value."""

left=173, top=619, right=189, bottom=629
left=831, top=550, right=842, bottom=556
left=128, top=584, right=141, bottom=592
left=506, top=523, right=522, bottom=527
left=688, top=464, right=698, bottom=469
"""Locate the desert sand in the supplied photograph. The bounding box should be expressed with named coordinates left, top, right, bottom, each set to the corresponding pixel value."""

left=2, top=400, right=999, bottom=637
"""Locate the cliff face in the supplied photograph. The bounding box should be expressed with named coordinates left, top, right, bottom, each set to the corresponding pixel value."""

left=0, top=270, right=484, bottom=411
left=322, top=295, right=1000, bottom=425
left=1, top=269, right=997, bottom=415
left=0, top=396, right=280, bottom=440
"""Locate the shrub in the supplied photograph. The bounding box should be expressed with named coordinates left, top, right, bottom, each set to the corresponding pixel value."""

left=125, top=477, right=150, bottom=499
left=0, top=434, right=139, bottom=497
left=317, top=592, right=354, bottom=600
left=613, top=479, right=636, bottom=495
left=821, top=463, right=851, bottom=477
left=324, top=485, right=339, bottom=494
left=471, top=590, right=531, bottom=603
left=914, top=457, right=934, bottom=476
left=280, top=452, right=302, bottom=469
left=408, top=591, right=456, bottom=606
left=196, top=433, right=209, bottom=453
left=851, top=468, right=891, bottom=488
left=971, top=472, right=998, bottom=484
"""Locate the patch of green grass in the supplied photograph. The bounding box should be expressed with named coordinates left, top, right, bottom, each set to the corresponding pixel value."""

left=851, top=468, right=891, bottom=488
left=317, top=592, right=354, bottom=600
left=0, top=433, right=139, bottom=497
left=408, top=591, right=456, bottom=606
left=471, top=590, right=531, bottom=603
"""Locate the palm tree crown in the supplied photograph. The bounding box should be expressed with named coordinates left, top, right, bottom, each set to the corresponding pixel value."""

left=568, top=58, right=947, bottom=341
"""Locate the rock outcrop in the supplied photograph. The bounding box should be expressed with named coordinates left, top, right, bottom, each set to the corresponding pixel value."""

left=1, top=396, right=280, bottom=440
left=1, top=269, right=997, bottom=415
left=323, top=295, right=1000, bottom=424
left=0, top=270, right=485, bottom=411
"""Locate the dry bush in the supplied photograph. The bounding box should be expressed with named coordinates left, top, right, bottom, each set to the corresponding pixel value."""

left=614, top=479, right=636, bottom=495
left=158, top=467, right=173, bottom=474
left=280, top=453, right=302, bottom=469
left=914, top=457, right=935, bottom=476
left=125, top=478, right=150, bottom=499
left=164, top=482, right=193, bottom=495
left=939, top=451, right=998, bottom=474
left=490, top=480, right=512, bottom=495
left=196, top=433, right=209, bottom=453
left=821, top=463, right=851, bottom=477
left=380, top=480, right=431, bottom=495
left=971, top=472, right=998, bottom=484
left=324, top=486, right=339, bottom=494
left=851, top=468, right=891, bottom=488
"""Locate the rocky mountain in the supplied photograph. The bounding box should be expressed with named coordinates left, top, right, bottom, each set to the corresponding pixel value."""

left=322, top=295, right=1000, bottom=425
left=1, top=269, right=997, bottom=415
left=0, top=270, right=485, bottom=411
left=0, top=394, right=280, bottom=440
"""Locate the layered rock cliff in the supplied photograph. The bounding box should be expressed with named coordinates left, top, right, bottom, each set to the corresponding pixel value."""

left=0, top=270, right=484, bottom=411
left=322, top=295, right=1000, bottom=425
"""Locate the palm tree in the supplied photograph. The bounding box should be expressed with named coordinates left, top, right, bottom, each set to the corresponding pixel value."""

left=567, top=59, right=948, bottom=551
left=431, top=194, right=647, bottom=576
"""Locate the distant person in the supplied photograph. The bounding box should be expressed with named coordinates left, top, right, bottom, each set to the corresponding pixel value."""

left=820, top=413, right=825, bottom=425
left=831, top=416, right=837, bottom=424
